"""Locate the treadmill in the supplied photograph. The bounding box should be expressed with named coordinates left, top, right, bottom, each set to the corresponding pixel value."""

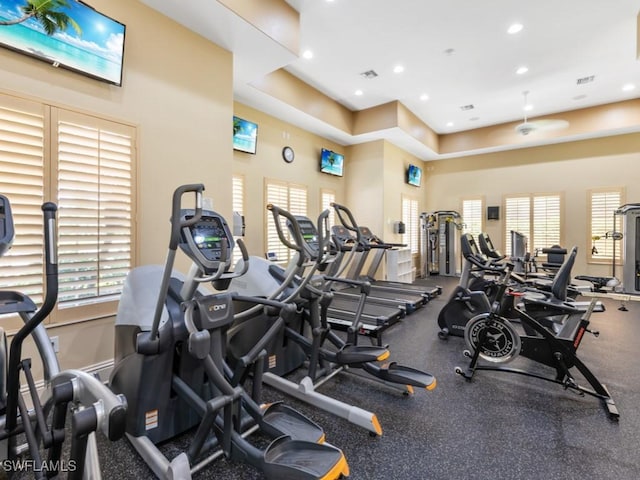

left=330, top=225, right=426, bottom=312
left=289, top=215, right=405, bottom=345
left=357, top=225, right=442, bottom=300
left=330, top=202, right=441, bottom=307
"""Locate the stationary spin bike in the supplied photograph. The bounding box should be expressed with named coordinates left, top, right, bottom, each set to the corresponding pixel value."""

left=454, top=261, right=618, bottom=420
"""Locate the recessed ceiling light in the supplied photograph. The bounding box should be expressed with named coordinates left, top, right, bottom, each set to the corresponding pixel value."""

left=420, top=94, right=429, bottom=101
left=622, top=83, right=636, bottom=92
left=302, top=49, right=313, bottom=59
left=393, top=65, right=404, bottom=74
left=523, top=104, right=533, bottom=112
left=508, top=23, right=523, bottom=34
left=355, top=89, right=363, bottom=96
left=446, top=122, right=454, bottom=127
left=516, top=66, right=529, bottom=75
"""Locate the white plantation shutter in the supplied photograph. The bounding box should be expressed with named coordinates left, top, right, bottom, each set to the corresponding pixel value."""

left=505, top=194, right=562, bottom=256
left=401, top=195, right=419, bottom=254
left=462, top=198, right=483, bottom=239
left=320, top=189, right=335, bottom=229
left=0, top=96, right=46, bottom=307
left=265, top=181, right=290, bottom=262
left=55, top=113, right=134, bottom=306
left=590, top=189, right=623, bottom=262
left=232, top=174, right=244, bottom=265
left=265, top=180, right=308, bottom=263
left=533, top=195, right=561, bottom=251
left=0, top=93, right=136, bottom=325
left=289, top=184, right=307, bottom=216
left=505, top=196, right=531, bottom=256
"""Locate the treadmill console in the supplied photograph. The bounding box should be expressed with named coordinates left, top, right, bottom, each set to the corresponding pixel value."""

left=331, top=225, right=357, bottom=251
left=180, top=209, right=234, bottom=274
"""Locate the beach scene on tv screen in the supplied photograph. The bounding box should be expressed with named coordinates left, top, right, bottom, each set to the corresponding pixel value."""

left=408, top=166, right=421, bottom=185
left=0, top=0, right=125, bottom=85
left=321, top=150, right=343, bottom=175
left=233, top=117, right=257, bottom=153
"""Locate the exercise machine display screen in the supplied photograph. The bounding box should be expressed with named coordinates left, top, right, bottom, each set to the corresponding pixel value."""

left=183, top=214, right=231, bottom=263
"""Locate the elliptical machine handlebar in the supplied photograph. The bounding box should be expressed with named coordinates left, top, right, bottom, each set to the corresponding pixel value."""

left=6, top=202, right=59, bottom=432
left=267, top=204, right=304, bottom=263
left=169, top=184, right=204, bottom=250
left=142, top=184, right=205, bottom=353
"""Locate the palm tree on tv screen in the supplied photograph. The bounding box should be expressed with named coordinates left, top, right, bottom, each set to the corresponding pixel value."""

left=0, top=0, right=81, bottom=36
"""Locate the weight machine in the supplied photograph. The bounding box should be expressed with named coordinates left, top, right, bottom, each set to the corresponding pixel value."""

left=420, top=211, right=462, bottom=276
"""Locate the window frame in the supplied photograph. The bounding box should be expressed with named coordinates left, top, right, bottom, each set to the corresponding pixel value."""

left=0, top=92, right=137, bottom=328
left=460, top=196, right=484, bottom=240
left=503, top=192, right=563, bottom=257
left=401, top=194, right=419, bottom=256
left=587, top=187, right=625, bottom=265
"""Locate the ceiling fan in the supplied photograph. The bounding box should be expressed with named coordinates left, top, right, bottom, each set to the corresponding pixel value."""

left=515, top=91, right=570, bottom=136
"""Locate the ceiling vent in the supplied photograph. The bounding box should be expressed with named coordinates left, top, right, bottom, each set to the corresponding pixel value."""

left=360, top=70, right=378, bottom=79
left=576, top=75, right=595, bottom=85
left=459, top=104, right=475, bottom=111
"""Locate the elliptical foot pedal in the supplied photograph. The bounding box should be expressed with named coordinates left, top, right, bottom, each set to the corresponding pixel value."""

left=336, top=345, right=389, bottom=365
left=262, top=402, right=326, bottom=443
left=263, top=436, right=349, bottom=479
left=364, top=362, right=436, bottom=390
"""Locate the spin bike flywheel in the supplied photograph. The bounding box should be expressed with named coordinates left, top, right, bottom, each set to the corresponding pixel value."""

left=464, top=313, right=521, bottom=364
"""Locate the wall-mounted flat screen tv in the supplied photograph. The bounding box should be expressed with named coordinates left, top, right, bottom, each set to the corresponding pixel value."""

left=233, top=116, right=258, bottom=154
left=407, top=164, right=422, bottom=187
left=319, top=148, right=344, bottom=177
left=0, top=0, right=126, bottom=86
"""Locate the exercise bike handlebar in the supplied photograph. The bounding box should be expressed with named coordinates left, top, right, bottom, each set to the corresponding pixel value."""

left=6, top=202, right=58, bottom=433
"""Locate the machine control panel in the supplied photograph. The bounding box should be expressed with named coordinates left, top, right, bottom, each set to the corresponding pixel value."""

left=180, top=210, right=234, bottom=273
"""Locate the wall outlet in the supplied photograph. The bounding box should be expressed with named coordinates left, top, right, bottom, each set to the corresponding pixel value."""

left=50, top=336, right=59, bottom=353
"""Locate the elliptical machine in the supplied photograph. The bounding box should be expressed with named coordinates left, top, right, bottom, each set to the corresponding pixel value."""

left=109, top=184, right=348, bottom=479
left=228, top=205, right=436, bottom=436
left=0, top=195, right=127, bottom=479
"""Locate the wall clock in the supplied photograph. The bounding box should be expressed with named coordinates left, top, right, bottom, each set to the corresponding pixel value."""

left=282, top=146, right=295, bottom=163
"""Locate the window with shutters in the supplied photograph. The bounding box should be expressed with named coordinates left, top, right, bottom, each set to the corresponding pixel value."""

left=461, top=198, right=483, bottom=240
left=265, top=179, right=307, bottom=263
left=401, top=195, right=419, bottom=255
left=0, top=92, right=136, bottom=326
left=588, top=188, right=624, bottom=263
left=232, top=174, right=244, bottom=265
left=504, top=193, right=561, bottom=256
left=320, top=188, right=336, bottom=231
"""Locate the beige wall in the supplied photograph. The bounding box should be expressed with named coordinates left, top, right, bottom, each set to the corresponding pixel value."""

left=425, top=132, right=640, bottom=276
left=233, top=102, right=346, bottom=256
left=1, top=0, right=233, bottom=375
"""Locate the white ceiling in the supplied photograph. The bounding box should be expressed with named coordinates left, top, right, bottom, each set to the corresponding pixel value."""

left=141, top=0, right=640, bottom=160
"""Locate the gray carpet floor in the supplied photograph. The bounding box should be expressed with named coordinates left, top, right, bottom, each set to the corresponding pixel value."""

left=9, top=276, right=640, bottom=479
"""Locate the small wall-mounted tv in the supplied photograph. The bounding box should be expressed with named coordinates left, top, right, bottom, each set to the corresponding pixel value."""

left=233, top=116, right=258, bottom=154
left=407, top=164, right=422, bottom=187
left=0, top=0, right=126, bottom=86
left=320, top=148, right=344, bottom=177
